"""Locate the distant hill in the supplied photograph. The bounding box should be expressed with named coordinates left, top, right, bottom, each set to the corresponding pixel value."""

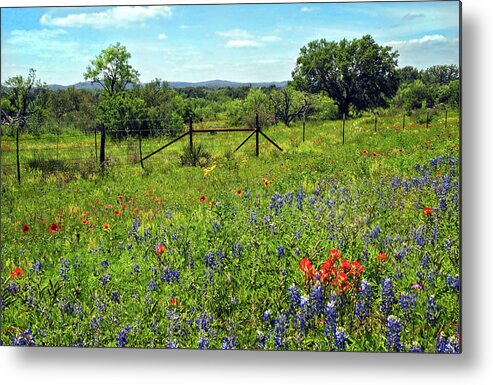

left=46, top=80, right=288, bottom=91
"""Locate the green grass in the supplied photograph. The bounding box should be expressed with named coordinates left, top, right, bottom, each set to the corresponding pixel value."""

left=1, top=109, right=460, bottom=351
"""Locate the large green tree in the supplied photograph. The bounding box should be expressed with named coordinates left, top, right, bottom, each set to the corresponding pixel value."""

left=84, top=43, right=140, bottom=167
left=292, top=35, right=399, bottom=116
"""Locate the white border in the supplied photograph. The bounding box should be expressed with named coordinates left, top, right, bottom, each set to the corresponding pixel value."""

left=2, top=1, right=492, bottom=384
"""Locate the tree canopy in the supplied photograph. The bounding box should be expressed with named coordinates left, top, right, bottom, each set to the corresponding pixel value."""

left=84, top=42, right=140, bottom=95
left=292, top=35, right=399, bottom=116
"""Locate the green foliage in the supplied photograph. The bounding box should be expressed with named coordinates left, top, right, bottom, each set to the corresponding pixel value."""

left=269, top=86, right=309, bottom=127
left=83, top=42, right=140, bottom=95
left=310, top=94, right=340, bottom=121
left=180, top=144, right=212, bottom=167
left=292, top=35, right=399, bottom=116
left=420, top=65, right=459, bottom=85
left=393, top=80, right=436, bottom=110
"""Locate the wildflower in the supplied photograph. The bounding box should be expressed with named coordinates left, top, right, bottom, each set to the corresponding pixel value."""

left=329, top=249, right=341, bottom=260
left=324, top=301, right=338, bottom=335
left=436, top=334, right=460, bottom=353
left=446, top=275, right=460, bottom=292
left=423, top=207, right=433, bottom=216
left=362, top=150, right=368, bottom=155
left=372, top=152, right=378, bottom=157
left=102, top=223, right=111, bottom=232
left=221, top=334, right=237, bottom=350
left=333, top=327, right=348, bottom=351
left=273, top=311, right=288, bottom=350
left=11, top=329, right=36, bottom=346
left=31, top=261, right=42, bottom=274
left=117, top=195, right=124, bottom=200
left=170, top=297, right=178, bottom=306
left=399, top=292, right=417, bottom=319
left=236, top=189, right=243, bottom=196
left=82, top=219, right=89, bottom=225
left=11, top=267, right=24, bottom=279
left=116, top=325, right=131, bottom=347
left=426, top=296, right=439, bottom=325
left=355, top=280, right=372, bottom=321
left=49, top=223, right=60, bottom=233
left=114, top=210, right=121, bottom=216
left=262, top=178, right=270, bottom=187
left=199, top=195, right=207, bottom=203
left=101, top=259, right=109, bottom=268
left=380, top=277, right=396, bottom=317
left=288, top=284, right=301, bottom=315
left=277, top=246, right=285, bottom=257
left=386, top=315, right=404, bottom=352
left=378, top=252, right=388, bottom=262
left=167, top=340, right=179, bottom=349
left=155, top=243, right=166, bottom=256
left=299, top=257, right=314, bottom=280
left=408, top=342, right=423, bottom=353
left=411, top=283, right=423, bottom=290
left=22, top=224, right=30, bottom=234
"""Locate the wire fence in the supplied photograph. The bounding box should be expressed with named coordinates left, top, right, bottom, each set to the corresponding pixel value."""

left=1, top=108, right=459, bottom=181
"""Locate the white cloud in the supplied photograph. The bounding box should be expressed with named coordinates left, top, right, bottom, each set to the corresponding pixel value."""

left=383, top=35, right=459, bottom=69
left=216, top=29, right=253, bottom=39
left=158, top=33, right=167, bottom=40
left=301, top=7, right=320, bottom=13
left=179, top=25, right=190, bottom=29
left=260, top=35, right=281, bottom=43
left=225, top=40, right=261, bottom=48
left=40, top=6, right=173, bottom=29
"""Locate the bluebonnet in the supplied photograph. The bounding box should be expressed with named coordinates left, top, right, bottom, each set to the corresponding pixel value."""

left=370, top=226, right=381, bottom=240
left=296, top=188, right=304, bottom=210
left=167, top=340, right=179, bottom=349
left=101, top=273, right=112, bottom=287
left=11, top=329, right=36, bottom=346
left=380, top=277, right=396, bottom=317
left=333, top=327, right=348, bottom=351
left=436, top=334, right=460, bottom=353
left=195, top=313, right=214, bottom=333
left=205, top=252, right=215, bottom=268
left=324, top=301, right=338, bottom=335
left=446, top=275, right=460, bottom=292
left=198, top=335, right=209, bottom=349
left=294, top=230, right=301, bottom=239
left=232, top=242, right=242, bottom=258
left=288, top=284, right=301, bottom=316
left=132, top=264, right=140, bottom=274
left=8, top=282, right=18, bottom=295
left=399, top=292, right=417, bottom=319
left=408, top=342, right=423, bottom=353
left=262, top=309, right=273, bottom=327
left=311, top=283, right=324, bottom=316
left=297, top=295, right=312, bottom=331
left=221, top=334, right=237, bottom=350
left=110, top=291, right=121, bottom=304
left=161, top=268, right=180, bottom=283
left=277, top=246, right=285, bottom=258
left=355, top=280, right=372, bottom=321
left=60, top=258, right=70, bottom=280
left=274, top=311, right=289, bottom=350
left=147, top=281, right=157, bottom=291
left=31, top=260, right=42, bottom=274
left=426, top=296, right=439, bottom=325
left=116, top=325, right=131, bottom=347
left=256, top=330, right=268, bottom=349
left=386, top=315, right=404, bottom=352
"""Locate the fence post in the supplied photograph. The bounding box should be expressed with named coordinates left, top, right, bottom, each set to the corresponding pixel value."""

left=426, top=110, right=430, bottom=129
left=100, top=125, right=106, bottom=171
left=94, top=124, right=98, bottom=165
left=255, top=113, right=259, bottom=157
left=374, top=112, right=377, bottom=132
left=402, top=113, right=406, bottom=129
left=445, top=109, right=448, bottom=130
left=56, top=121, right=60, bottom=161
left=138, top=129, right=144, bottom=169
left=342, top=113, right=346, bottom=145
left=302, top=110, right=306, bottom=142
left=189, top=116, right=193, bottom=152
left=16, top=125, right=21, bottom=184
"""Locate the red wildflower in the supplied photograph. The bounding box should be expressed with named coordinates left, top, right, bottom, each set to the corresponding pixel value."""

left=117, top=195, right=124, bottom=200
left=350, top=261, right=364, bottom=275
left=329, top=249, right=341, bottom=261
left=423, top=207, right=433, bottom=217
left=11, top=267, right=24, bottom=279
left=170, top=297, right=178, bottom=306
left=299, top=257, right=314, bottom=280
left=372, top=152, right=378, bottom=157
left=236, top=189, right=243, bottom=196
left=102, top=223, right=111, bottom=232
left=339, top=259, right=351, bottom=273
left=199, top=195, right=207, bottom=203
left=378, top=252, right=388, bottom=262
left=362, top=150, right=368, bottom=155
left=82, top=219, right=89, bottom=225
left=155, top=244, right=166, bottom=256
left=49, top=223, right=60, bottom=233
left=22, top=224, right=30, bottom=234
left=114, top=209, right=121, bottom=216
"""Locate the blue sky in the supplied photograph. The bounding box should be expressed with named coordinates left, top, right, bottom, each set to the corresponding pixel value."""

left=1, top=1, right=460, bottom=85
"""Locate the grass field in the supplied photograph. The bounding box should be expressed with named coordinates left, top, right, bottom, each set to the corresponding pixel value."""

left=0, top=110, right=460, bottom=351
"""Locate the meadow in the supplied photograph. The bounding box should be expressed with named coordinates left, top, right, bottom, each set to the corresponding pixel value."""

left=0, top=110, right=460, bottom=352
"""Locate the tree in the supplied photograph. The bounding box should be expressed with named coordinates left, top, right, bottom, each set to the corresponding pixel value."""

left=1, top=68, right=46, bottom=183
left=84, top=42, right=139, bottom=95
left=420, top=65, right=459, bottom=85
left=397, top=66, right=420, bottom=85
left=292, top=35, right=399, bottom=116
left=84, top=43, right=140, bottom=168
left=393, top=80, right=435, bottom=110
left=269, top=86, right=309, bottom=127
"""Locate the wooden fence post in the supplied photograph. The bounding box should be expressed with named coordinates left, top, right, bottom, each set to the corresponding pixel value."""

left=94, top=124, right=98, bottom=165
left=374, top=112, right=377, bottom=132
left=139, top=129, right=144, bottom=169
left=426, top=110, right=430, bottom=128
left=255, top=113, right=259, bottom=157
left=445, top=109, right=448, bottom=130
left=100, top=125, right=106, bottom=171
left=16, top=125, right=21, bottom=184
left=189, top=116, right=193, bottom=152
left=402, top=114, right=406, bottom=129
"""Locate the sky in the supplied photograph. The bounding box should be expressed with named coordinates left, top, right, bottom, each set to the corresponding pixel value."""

left=0, top=1, right=460, bottom=85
